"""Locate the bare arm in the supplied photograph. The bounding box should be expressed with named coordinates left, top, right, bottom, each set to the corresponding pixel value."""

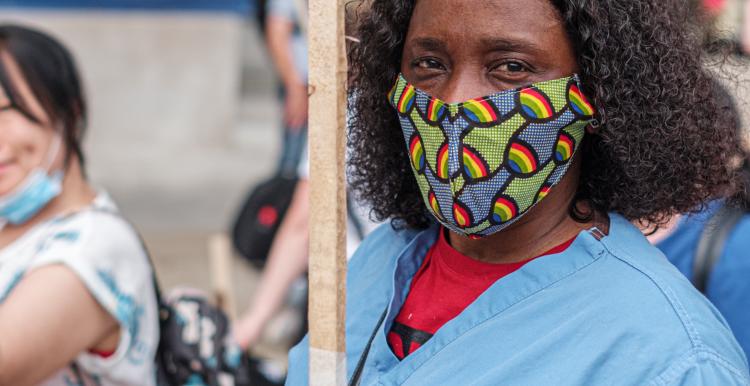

left=235, top=179, right=310, bottom=349
left=0, top=265, right=118, bottom=385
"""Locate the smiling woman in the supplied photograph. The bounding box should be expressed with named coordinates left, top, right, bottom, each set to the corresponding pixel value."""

left=0, top=25, right=158, bottom=386
left=285, top=0, right=750, bottom=385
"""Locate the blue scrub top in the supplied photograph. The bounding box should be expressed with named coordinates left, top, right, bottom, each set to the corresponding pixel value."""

left=288, top=214, right=750, bottom=385
left=657, top=203, right=750, bottom=361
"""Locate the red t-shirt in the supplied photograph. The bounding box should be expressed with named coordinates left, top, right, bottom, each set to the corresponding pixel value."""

left=387, top=228, right=575, bottom=360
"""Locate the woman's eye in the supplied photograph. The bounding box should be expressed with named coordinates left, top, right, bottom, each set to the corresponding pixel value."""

left=414, top=58, right=445, bottom=70
left=495, top=61, right=527, bottom=73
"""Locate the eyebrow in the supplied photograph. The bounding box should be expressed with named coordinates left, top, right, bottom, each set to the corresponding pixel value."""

left=479, top=37, right=544, bottom=55
left=409, top=37, right=447, bottom=52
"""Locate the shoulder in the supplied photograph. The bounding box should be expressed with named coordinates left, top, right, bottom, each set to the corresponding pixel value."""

left=27, top=199, right=155, bottom=314
left=592, top=214, right=748, bottom=379
left=648, top=347, right=750, bottom=385
left=33, top=209, right=149, bottom=276
left=598, top=213, right=709, bottom=306
left=266, top=0, right=296, bottom=19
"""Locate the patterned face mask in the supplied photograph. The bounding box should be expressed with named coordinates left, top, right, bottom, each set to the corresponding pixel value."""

left=388, top=73, right=596, bottom=238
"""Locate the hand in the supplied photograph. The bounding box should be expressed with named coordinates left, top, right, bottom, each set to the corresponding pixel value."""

left=284, top=83, right=308, bottom=132
left=233, top=316, right=263, bottom=351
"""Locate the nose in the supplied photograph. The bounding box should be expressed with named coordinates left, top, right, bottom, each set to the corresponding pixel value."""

left=435, top=71, right=493, bottom=104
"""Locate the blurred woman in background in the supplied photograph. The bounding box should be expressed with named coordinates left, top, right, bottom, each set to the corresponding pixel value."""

left=0, top=25, right=158, bottom=385
left=649, top=80, right=750, bottom=360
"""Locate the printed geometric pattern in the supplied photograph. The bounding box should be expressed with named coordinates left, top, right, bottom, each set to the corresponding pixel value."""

left=388, top=73, right=596, bottom=237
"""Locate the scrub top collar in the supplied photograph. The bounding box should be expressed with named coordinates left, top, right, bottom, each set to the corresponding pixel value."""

left=365, top=218, right=615, bottom=384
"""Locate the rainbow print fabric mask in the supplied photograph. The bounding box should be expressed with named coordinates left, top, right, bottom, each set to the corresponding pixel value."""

left=388, top=73, right=596, bottom=237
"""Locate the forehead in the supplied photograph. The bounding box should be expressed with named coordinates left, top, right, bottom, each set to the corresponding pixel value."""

left=408, top=0, right=564, bottom=47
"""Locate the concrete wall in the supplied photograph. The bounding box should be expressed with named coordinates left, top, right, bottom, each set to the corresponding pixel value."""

left=0, top=9, right=283, bottom=232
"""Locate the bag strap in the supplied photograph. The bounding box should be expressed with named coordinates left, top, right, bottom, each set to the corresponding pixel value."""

left=348, top=307, right=387, bottom=386
left=71, top=362, right=87, bottom=385
left=346, top=191, right=366, bottom=241
left=86, top=207, right=165, bottom=300
left=692, top=205, right=744, bottom=293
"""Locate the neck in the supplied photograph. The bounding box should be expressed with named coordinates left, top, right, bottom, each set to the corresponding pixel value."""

left=33, top=166, right=96, bottom=223
left=448, top=161, right=596, bottom=264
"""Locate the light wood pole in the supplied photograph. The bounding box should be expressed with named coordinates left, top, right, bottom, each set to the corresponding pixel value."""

left=307, top=0, right=348, bottom=384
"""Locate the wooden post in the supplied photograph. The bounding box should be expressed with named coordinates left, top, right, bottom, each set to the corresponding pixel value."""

left=308, top=0, right=348, bottom=384
left=208, top=233, right=236, bottom=320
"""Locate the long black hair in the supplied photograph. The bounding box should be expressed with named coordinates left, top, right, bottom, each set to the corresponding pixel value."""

left=0, top=24, right=87, bottom=169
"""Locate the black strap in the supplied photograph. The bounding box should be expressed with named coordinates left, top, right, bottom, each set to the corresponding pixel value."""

left=348, top=307, right=388, bottom=386
left=85, top=208, right=165, bottom=304
left=692, top=205, right=744, bottom=293
left=346, top=191, right=366, bottom=241
left=71, top=362, right=86, bottom=385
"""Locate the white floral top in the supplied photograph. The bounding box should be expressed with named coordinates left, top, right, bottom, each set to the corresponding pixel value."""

left=0, top=192, right=158, bottom=386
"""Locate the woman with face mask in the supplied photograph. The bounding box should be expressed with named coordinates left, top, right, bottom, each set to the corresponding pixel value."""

left=287, top=1, right=750, bottom=385
left=0, top=25, right=158, bottom=385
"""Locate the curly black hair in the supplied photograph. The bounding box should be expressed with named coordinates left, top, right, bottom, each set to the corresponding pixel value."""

left=346, top=0, right=745, bottom=230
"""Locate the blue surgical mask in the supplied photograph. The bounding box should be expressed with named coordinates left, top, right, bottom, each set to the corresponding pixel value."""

left=0, top=136, right=64, bottom=227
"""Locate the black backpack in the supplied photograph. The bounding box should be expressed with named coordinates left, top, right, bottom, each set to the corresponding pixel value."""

left=231, top=175, right=298, bottom=266
left=155, top=287, right=253, bottom=386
